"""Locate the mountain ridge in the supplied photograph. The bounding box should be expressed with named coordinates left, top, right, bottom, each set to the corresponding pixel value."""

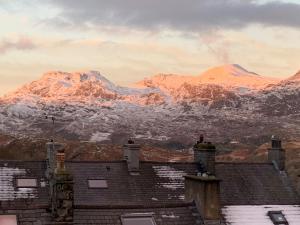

left=0, top=64, right=299, bottom=150
left=135, top=64, right=280, bottom=93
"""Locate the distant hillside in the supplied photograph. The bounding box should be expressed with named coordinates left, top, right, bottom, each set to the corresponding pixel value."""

left=0, top=134, right=192, bottom=162
left=0, top=64, right=299, bottom=152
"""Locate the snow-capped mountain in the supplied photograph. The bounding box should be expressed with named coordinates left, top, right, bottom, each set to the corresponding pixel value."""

left=0, top=65, right=299, bottom=151
left=7, top=71, right=120, bottom=102
left=135, top=64, right=278, bottom=94
left=287, top=70, right=300, bottom=82
left=197, top=64, right=278, bottom=90
left=256, top=70, right=300, bottom=116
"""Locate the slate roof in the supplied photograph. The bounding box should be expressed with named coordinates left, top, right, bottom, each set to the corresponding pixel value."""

left=0, top=160, right=299, bottom=210
left=74, top=204, right=202, bottom=225
left=67, top=161, right=198, bottom=207
left=222, top=205, right=300, bottom=225
left=0, top=161, right=48, bottom=209
left=216, top=162, right=299, bottom=205
left=0, top=205, right=202, bottom=225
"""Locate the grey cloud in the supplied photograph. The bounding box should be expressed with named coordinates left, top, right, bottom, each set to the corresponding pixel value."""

left=0, top=37, right=36, bottom=54
left=47, top=0, right=300, bottom=32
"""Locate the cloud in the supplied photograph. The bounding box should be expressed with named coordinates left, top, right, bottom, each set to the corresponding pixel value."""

left=0, top=37, right=36, bottom=54
left=47, top=0, right=300, bottom=32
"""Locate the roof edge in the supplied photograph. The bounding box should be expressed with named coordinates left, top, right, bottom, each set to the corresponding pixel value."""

left=74, top=202, right=195, bottom=209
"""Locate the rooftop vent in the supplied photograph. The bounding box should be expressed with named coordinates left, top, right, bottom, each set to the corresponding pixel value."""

left=268, top=211, right=288, bottom=225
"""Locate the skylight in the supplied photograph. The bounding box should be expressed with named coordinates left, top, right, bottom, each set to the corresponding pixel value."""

left=0, top=215, right=17, bottom=225
left=121, top=213, right=156, bottom=225
left=16, top=178, right=37, bottom=188
left=88, top=179, right=108, bottom=188
left=268, top=211, right=288, bottom=225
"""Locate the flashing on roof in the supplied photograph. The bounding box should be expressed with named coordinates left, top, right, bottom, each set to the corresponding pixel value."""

left=88, top=179, right=108, bottom=188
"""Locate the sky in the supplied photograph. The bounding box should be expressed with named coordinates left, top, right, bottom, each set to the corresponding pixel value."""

left=0, top=0, right=300, bottom=96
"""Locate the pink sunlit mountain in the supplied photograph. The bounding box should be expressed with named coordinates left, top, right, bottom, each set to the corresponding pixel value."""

left=135, top=64, right=279, bottom=93
left=0, top=65, right=299, bottom=150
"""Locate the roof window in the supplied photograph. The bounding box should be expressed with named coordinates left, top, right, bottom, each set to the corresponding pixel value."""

left=0, top=215, right=17, bottom=225
left=121, top=213, right=156, bottom=225
left=268, top=211, right=288, bottom=225
left=16, top=178, right=37, bottom=188
left=88, top=179, right=108, bottom=188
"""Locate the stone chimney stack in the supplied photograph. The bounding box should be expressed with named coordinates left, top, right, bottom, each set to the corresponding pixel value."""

left=185, top=175, right=221, bottom=221
left=193, top=135, right=216, bottom=175
left=268, top=135, right=285, bottom=171
left=123, top=139, right=141, bottom=172
left=50, top=148, right=74, bottom=224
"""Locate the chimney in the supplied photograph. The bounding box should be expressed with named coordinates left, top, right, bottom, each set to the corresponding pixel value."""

left=268, top=135, right=285, bottom=171
left=55, top=149, right=66, bottom=173
left=46, top=141, right=64, bottom=179
left=193, top=135, right=216, bottom=175
left=50, top=148, right=74, bottom=223
left=123, top=139, right=141, bottom=172
left=185, top=175, right=221, bottom=221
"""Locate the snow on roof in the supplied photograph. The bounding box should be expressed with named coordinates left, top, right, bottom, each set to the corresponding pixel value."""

left=152, top=165, right=187, bottom=190
left=0, top=166, right=37, bottom=200
left=222, top=205, right=300, bottom=225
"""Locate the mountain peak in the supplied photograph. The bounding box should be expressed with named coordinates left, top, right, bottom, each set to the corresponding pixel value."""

left=196, top=64, right=279, bottom=91
left=5, top=70, right=118, bottom=101
left=201, top=64, right=259, bottom=77
left=42, top=70, right=112, bottom=84
left=288, top=70, right=300, bottom=81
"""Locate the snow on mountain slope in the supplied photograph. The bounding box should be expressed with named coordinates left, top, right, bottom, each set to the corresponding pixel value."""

left=287, top=70, right=300, bottom=82
left=253, top=70, right=300, bottom=116
left=5, top=71, right=118, bottom=101
left=135, top=64, right=279, bottom=94
left=4, top=65, right=279, bottom=106
left=197, top=64, right=279, bottom=91
left=3, top=70, right=166, bottom=105
left=134, top=73, right=195, bottom=91
left=0, top=65, right=299, bottom=149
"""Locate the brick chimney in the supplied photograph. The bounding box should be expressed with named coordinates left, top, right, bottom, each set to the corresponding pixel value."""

left=46, top=141, right=64, bottom=179
left=123, top=139, right=141, bottom=172
left=268, top=135, right=285, bottom=171
left=185, top=175, right=221, bottom=221
left=193, top=135, right=216, bottom=175
left=50, top=148, right=74, bottom=223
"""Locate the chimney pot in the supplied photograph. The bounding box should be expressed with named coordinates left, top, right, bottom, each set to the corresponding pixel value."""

left=55, top=149, right=66, bottom=173
left=46, top=142, right=64, bottom=179
left=193, top=138, right=216, bottom=175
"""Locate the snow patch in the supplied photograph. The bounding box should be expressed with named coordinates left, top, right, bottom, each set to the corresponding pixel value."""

left=90, top=132, right=111, bottom=142
left=222, top=205, right=300, bottom=225
left=161, top=213, right=180, bottom=219
left=0, top=166, right=37, bottom=201
left=153, top=165, right=186, bottom=190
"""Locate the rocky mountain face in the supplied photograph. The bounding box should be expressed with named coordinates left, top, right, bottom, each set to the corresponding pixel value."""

left=0, top=65, right=299, bottom=151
